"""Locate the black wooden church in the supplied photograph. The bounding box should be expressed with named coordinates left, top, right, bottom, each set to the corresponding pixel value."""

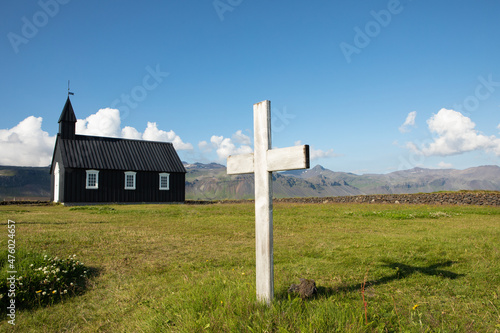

left=50, top=97, right=186, bottom=204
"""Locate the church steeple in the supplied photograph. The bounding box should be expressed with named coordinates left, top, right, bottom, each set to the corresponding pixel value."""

left=58, top=96, right=77, bottom=139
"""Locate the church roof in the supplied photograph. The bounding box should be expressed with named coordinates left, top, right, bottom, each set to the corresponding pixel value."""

left=56, top=135, right=186, bottom=173
left=58, top=97, right=77, bottom=123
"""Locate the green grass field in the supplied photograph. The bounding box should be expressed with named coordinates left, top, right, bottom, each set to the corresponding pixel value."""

left=0, top=202, right=499, bottom=332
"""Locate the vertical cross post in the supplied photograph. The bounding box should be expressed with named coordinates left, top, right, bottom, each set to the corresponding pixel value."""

left=227, top=100, right=310, bottom=304
left=253, top=101, right=274, bottom=303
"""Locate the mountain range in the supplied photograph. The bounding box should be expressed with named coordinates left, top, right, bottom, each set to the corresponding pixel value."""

left=185, top=163, right=500, bottom=200
left=1, top=164, right=499, bottom=201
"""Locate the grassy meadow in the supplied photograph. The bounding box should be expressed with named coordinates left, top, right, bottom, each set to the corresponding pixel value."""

left=0, top=201, right=499, bottom=332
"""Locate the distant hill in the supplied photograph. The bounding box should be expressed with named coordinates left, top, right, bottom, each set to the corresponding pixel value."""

left=0, top=166, right=51, bottom=200
left=185, top=163, right=500, bottom=200
left=1, top=164, right=499, bottom=201
left=281, top=165, right=500, bottom=194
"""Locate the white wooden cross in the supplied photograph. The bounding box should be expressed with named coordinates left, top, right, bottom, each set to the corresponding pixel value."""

left=227, top=100, right=309, bottom=304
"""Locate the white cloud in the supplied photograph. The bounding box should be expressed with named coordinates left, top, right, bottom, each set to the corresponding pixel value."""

left=210, top=135, right=253, bottom=161
left=232, top=130, right=251, bottom=145
left=142, top=122, right=193, bottom=150
left=399, top=111, right=417, bottom=133
left=76, top=108, right=193, bottom=151
left=407, top=108, right=500, bottom=156
left=121, top=126, right=142, bottom=140
left=294, top=140, right=338, bottom=160
left=198, top=131, right=253, bottom=161
left=0, top=116, right=56, bottom=166
left=438, top=161, right=453, bottom=169
left=198, top=140, right=212, bottom=153
left=310, top=148, right=337, bottom=160
left=76, top=108, right=121, bottom=137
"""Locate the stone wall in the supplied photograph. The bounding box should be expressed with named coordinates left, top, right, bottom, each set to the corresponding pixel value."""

left=3, top=192, right=500, bottom=206
left=274, top=192, right=500, bottom=206
left=189, top=191, right=500, bottom=206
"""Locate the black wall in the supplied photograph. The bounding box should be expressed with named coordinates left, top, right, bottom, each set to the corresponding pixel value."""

left=61, top=168, right=185, bottom=203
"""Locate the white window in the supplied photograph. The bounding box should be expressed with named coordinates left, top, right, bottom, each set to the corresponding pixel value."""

left=159, top=173, right=170, bottom=190
left=86, top=170, right=99, bottom=189
left=125, top=171, right=136, bottom=190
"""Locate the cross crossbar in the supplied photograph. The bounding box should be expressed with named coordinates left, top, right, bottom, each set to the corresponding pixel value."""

left=227, top=145, right=309, bottom=174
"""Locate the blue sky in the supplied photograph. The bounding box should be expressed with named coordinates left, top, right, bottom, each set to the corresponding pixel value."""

left=1, top=0, right=500, bottom=173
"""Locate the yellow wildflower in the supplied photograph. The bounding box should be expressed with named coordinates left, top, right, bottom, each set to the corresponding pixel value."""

left=412, top=304, right=419, bottom=310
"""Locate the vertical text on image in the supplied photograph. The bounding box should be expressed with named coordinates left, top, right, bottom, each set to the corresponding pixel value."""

left=7, top=220, right=17, bottom=325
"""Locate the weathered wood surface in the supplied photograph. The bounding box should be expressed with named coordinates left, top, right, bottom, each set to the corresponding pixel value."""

left=227, top=100, right=309, bottom=304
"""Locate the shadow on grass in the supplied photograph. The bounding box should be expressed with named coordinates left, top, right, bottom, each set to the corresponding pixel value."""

left=277, top=260, right=464, bottom=300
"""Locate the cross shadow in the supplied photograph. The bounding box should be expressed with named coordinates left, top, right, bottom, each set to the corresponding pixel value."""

left=278, top=260, right=464, bottom=300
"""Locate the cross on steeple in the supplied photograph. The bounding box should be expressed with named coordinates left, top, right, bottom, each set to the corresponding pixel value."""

left=68, top=80, right=74, bottom=97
